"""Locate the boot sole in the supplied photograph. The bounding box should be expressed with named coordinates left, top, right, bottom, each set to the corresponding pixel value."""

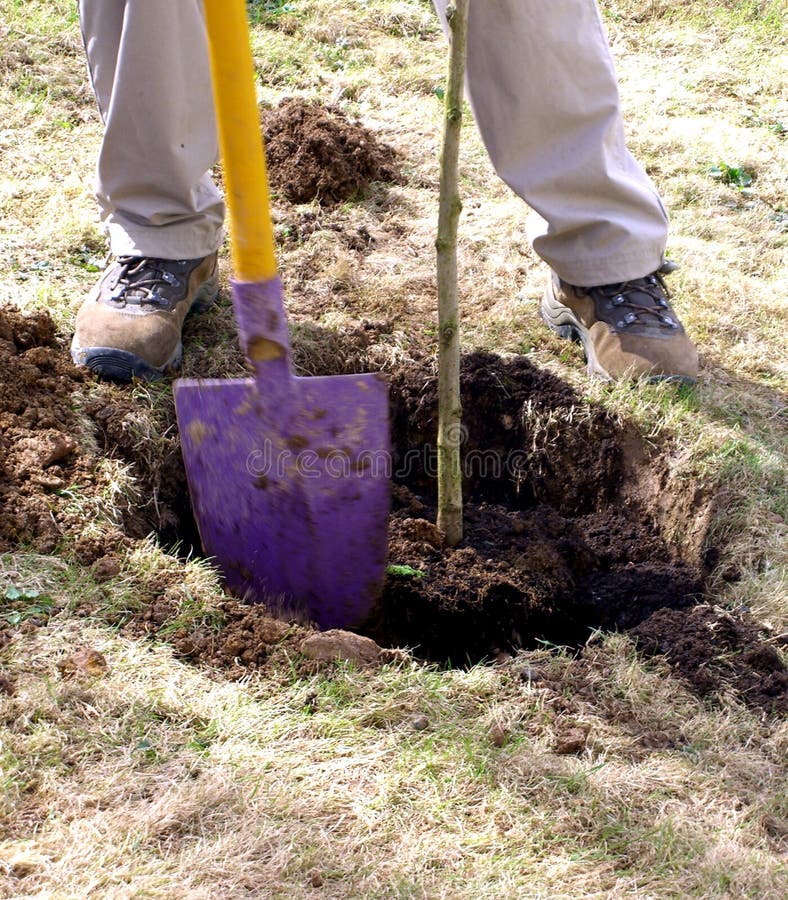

left=71, top=276, right=219, bottom=383
left=540, top=279, right=696, bottom=386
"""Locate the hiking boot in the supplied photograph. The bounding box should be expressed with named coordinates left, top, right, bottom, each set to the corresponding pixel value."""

left=71, top=253, right=219, bottom=381
left=541, top=268, right=699, bottom=383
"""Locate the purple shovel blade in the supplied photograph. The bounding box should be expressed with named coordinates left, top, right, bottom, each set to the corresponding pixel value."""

left=174, top=280, right=390, bottom=629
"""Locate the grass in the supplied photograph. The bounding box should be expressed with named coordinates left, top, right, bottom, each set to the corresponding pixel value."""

left=1, top=0, right=787, bottom=896
left=1, top=605, right=786, bottom=897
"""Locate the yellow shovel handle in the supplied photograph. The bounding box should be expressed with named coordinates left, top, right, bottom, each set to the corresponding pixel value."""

left=203, top=0, right=277, bottom=282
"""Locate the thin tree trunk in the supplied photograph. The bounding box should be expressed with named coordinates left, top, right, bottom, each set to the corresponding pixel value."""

left=436, top=0, right=468, bottom=547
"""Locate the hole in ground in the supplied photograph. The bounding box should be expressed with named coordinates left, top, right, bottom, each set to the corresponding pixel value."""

left=158, top=348, right=784, bottom=715
left=95, top=348, right=708, bottom=661
left=106, top=348, right=708, bottom=666
left=359, top=353, right=704, bottom=663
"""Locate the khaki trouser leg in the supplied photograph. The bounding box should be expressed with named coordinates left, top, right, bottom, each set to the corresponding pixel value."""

left=79, top=0, right=224, bottom=259
left=80, top=0, right=666, bottom=282
left=432, top=0, right=669, bottom=286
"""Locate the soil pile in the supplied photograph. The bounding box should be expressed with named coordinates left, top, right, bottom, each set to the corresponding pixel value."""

left=0, top=307, right=89, bottom=552
left=632, top=606, right=788, bottom=714
left=263, top=98, right=400, bottom=204
left=140, top=594, right=311, bottom=680
left=0, top=307, right=167, bottom=555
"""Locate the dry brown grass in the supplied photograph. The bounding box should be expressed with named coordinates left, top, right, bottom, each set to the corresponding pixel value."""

left=1, top=0, right=786, bottom=897
left=1, top=607, right=786, bottom=898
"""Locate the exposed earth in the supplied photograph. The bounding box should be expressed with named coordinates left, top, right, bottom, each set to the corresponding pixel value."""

left=262, top=98, right=401, bottom=205
left=1, top=305, right=786, bottom=714
left=1, top=100, right=785, bottom=716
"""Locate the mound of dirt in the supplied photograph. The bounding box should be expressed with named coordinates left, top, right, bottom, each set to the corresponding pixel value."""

left=0, top=307, right=88, bottom=552
left=632, top=606, right=788, bottom=715
left=139, top=595, right=310, bottom=680
left=263, top=98, right=400, bottom=205
left=0, top=307, right=161, bottom=555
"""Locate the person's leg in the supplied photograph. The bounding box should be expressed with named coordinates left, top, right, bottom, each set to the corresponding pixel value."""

left=432, top=0, right=697, bottom=381
left=73, top=0, right=222, bottom=381
left=79, top=0, right=223, bottom=258
left=431, top=0, right=667, bottom=286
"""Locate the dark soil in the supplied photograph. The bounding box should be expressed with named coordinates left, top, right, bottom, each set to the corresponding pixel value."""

left=363, top=355, right=702, bottom=661
left=370, top=500, right=701, bottom=663
left=262, top=98, right=400, bottom=205
left=632, top=606, right=788, bottom=715
left=387, top=352, right=623, bottom=511
left=2, top=301, right=785, bottom=715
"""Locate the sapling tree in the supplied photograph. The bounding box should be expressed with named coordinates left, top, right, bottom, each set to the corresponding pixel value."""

left=436, top=0, right=469, bottom=547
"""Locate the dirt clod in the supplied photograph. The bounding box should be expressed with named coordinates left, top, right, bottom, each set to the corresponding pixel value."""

left=57, top=647, right=109, bottom=679
left=92, top=555, right=121, bottom=582
left=167, top=598, right=309, bottom=679
left=263, top=98, right=400, bottom=205
left=0, top=673, right=15, bottom=696
left=553, top=724, right=590, bottom=755
left=301, top=630, right=385, bottom=667
left=488, top=723, right=509, bottom=747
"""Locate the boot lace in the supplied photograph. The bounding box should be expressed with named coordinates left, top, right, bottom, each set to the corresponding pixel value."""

left=108, top=257, right=183, bottom=308
left=595, top=272, right=680, bottom=331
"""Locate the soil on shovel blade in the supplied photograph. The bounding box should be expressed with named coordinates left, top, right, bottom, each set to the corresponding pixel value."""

left=1, top=305, right=785, bottom=715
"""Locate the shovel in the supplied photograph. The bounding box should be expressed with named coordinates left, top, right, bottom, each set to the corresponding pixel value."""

left=173, top=0, right=390, bottom=629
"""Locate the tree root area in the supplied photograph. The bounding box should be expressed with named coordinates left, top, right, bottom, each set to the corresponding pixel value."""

left=360, top=354, right=786, bottom=714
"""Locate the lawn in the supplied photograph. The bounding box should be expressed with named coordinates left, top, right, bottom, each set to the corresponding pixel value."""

left=0, top=1, right=786, bottom=897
